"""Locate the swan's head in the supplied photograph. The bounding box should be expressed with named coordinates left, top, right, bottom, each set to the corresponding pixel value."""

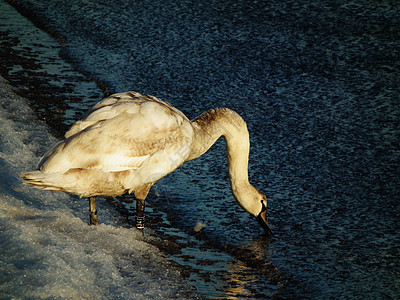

left=233, top=185, right=273, bottom=235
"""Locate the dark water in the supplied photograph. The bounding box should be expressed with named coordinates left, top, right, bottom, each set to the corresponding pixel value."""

left=2, top=0, right=400, bottom=298
left=0, top=0, right=103, bottom=137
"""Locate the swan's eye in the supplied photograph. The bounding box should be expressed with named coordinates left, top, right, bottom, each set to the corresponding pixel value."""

left=260, top=199, right=267, bottom=211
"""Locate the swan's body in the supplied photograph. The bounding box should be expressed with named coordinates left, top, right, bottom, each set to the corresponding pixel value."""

left=21, top=92, right=272, bottom=234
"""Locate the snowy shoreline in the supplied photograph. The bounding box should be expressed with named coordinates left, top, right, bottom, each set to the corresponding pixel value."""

left=0, top=76, right=199, bottom=298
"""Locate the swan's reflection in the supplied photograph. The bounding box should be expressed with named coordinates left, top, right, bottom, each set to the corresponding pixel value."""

left=218, top=236, right=299, bottom=299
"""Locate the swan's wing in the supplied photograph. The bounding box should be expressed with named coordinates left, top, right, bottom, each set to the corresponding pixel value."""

left=65, top=92, right=189, bottom=138
left=39, top=95, right=193, bottom=174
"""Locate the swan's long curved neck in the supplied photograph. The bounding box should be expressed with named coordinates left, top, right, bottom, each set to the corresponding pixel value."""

left=186, top=108, right=272, bottom=234
left=187, top=108, right=251, bottom=190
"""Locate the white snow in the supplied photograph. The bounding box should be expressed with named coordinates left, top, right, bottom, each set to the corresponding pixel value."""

left=0, top=76, right=198, bottom=299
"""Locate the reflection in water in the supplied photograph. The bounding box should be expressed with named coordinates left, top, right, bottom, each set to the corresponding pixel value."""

left=221, top=237, right=302, bottom=299
left=223, top=238, right=274, bottom=298
left=222, top=261, right=259, bottom=299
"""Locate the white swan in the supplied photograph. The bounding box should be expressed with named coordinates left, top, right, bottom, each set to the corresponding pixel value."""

left=21, top=92, right=272, bottom=235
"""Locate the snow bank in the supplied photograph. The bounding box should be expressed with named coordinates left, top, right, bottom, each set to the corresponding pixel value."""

left=0, top=76, right=198, bottom=299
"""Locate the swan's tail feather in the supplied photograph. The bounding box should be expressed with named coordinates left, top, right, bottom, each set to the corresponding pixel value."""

left=20, top=171, right=65, bottom=192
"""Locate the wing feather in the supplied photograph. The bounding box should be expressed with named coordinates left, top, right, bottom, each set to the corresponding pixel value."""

left=39, top=92, right=192, bottom=174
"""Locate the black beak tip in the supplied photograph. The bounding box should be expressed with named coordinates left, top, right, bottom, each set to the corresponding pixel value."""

left=256, top=214, right=273, bottom=236
left=264, top=224, right=273, bottom=236
left=261, top=222, right=273, bottom=236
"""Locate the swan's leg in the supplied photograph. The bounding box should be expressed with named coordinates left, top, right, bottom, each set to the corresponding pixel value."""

left=134, top=183, right=153, bottom=230
left=89, top=196, right=99, bottom=225
left=136, top=199, right=145, bottom=229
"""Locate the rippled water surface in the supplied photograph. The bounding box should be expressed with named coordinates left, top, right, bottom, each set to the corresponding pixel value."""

left=2, top=0, right=400, bottom=298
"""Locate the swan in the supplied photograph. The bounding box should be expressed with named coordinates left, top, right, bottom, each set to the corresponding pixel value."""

left=21, top=91, right=272, bottom=235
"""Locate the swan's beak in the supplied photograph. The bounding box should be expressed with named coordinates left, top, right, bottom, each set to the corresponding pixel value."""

left=256, top=209, right=273, bottom=236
